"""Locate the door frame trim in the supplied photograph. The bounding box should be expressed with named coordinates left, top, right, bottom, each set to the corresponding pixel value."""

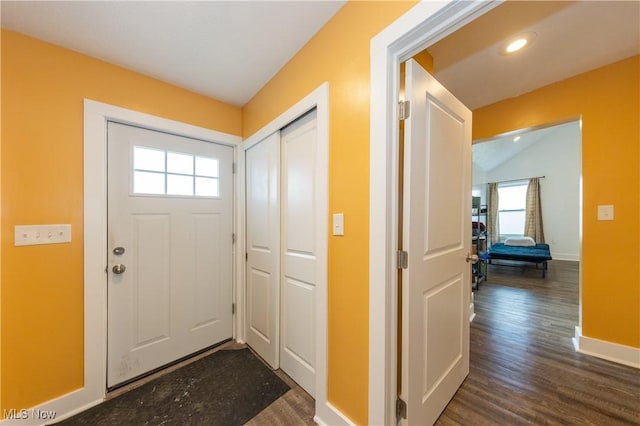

left=368, top=1, right=501, bottom=424
left=237, top=83, right=337, bottom=425
left=81, top=99, right=241, bottom=409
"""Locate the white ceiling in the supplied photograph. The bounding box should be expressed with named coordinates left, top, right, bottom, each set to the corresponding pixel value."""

left=428, top=1, right=640, bottom=110
left=1, top=1, right=638, bottom=110
left=1, top=1, right=346, bottom=106
left=472, top=122, right=577, bottom=173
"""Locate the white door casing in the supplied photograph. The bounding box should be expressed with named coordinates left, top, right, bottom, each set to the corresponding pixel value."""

left=69, top=100, right=242, bottom=423
left=245, top=131, right=281, bottom=368
left=107, top=122, right=233, bottom=387
left=280, top=110, right=318, bottom=396
left=400, top=60, right=471, bottom=424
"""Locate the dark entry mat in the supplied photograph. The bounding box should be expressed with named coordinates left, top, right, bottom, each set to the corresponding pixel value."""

left=56, top=348, right=290, bottom=425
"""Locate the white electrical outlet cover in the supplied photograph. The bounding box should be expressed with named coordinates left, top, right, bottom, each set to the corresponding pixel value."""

left=15, top=224, right=72, bottom=246
left=597, top=205, right=614, bottom=221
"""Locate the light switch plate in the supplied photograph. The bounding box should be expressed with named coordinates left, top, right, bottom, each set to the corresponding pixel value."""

left=15, top=224, right=72, bottom=246
left=597, top=205, right=614, bottom=221
left=333, top=213, right=344, bottom=236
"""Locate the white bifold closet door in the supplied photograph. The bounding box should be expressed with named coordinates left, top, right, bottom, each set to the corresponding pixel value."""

left=279, top=111, right=318, bottom=396
left=245, top=110, right=318, bottom=397
left=245, top=132, right=281, bottom=368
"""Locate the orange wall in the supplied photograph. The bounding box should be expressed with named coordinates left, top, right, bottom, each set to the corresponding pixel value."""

left=0, top=27, right=3, bottom=411
left=6, top=5, right=635, bottom=424
left=0, top=29, right=241, bottom=412
left=474, top=56, right=640, bottom=348
left=242, top=2, right=416, bottom=423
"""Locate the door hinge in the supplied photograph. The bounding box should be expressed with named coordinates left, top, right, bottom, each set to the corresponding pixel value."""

left=232, top=162, right=237, bottom=174
left=396, top=397, right=407, bottom=420
left=398, top=100, right=410, bottom=120
left=232, top=233, right=236, bottom=244
left=397, top=250, right=408, bottom=269
left=245, top=253, right=248, bottom=261
left=232, top=303, right=236, bottom=315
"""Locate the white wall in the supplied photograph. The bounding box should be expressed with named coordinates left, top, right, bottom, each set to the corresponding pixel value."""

left=472, top=162, right=487, bottom=203
left=473, top=122, right=581, bottom=261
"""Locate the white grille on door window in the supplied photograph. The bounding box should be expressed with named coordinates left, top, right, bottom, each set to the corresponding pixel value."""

left=133, top=146, right=220, bottom=197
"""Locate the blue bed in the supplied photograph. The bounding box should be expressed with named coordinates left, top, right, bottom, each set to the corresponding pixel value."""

left=485, top=242, right=552, bottom=277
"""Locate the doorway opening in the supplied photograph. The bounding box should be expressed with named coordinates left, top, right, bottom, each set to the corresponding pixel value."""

left=370, top=0, right=634, bottom=422
left=472, top=119, right=582, bottom=264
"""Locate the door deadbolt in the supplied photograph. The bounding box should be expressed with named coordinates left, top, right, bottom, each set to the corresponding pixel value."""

left=113, top=247, right=125, bottom=255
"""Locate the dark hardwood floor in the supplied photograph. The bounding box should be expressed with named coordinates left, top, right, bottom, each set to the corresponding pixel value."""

left=437, top=260, right=640, bottom=425
left=256, top=260, right=640, bottom=425
left=245, top=368, right=315, bottom=426
left=101, top=260, right=637, bottom=425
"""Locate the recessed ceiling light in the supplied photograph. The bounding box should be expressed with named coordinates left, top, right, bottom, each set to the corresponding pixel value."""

left=506, top=38, right=528, bottom=53
left=513, top=136, right=521, bottom=142
left=500, top=32, right=536, bottom=55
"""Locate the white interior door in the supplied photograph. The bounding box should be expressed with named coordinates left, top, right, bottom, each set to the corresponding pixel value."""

left=107, top=122, right=233, bottom=387
left=245, top=132, right=281, bottom=368
left=401, top=59, right=472, bottom=424
left=280, top=110, right=318, bottom=397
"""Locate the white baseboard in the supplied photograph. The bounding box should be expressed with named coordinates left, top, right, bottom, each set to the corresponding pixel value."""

left=314, top=401, right=354, bottom=426
left=0, top=388, right=103, bottom=425
left=573, top=326, right=640, bottom=369
left=469, top=301, right=476, bottom=322
left=551, top=252, right=580, bottom=261
left=4, top=388, right=354, bottom=426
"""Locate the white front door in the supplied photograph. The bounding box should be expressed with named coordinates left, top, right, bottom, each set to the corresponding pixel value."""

left=245, top=131, right=281, bottom=368
left=401, top=59, right=472, bottom=424
left=280, top=110, right=318, bottom=397
left=107, top=122, right=233, bottom=387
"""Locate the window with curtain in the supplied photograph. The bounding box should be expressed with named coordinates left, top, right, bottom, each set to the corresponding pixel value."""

left=497, top=181, right=528, bottom=236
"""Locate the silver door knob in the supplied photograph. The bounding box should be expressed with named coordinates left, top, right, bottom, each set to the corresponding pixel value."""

left=112, top=264, right=127, bottom=274
left=466, top=254, right=479, bottom=264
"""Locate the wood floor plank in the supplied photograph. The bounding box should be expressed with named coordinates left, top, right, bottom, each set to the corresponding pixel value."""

left=437, top=260, right=640, bottom=425
left=252, top=260, right=639, bottom=425
left=245, top=368, right=315, bottom=426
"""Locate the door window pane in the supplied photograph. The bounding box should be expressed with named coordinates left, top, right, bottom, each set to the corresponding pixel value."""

left=195, top=177, right=219, bottom=197
left=134, top=147, right=165, bottom=172
left=196, top=157, right=219, bottom=177
left=134, top=171, right=165, bottom=194
left=167, top=174, right=194, bottom=196
left=167, top=152, right=194, bottom=175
